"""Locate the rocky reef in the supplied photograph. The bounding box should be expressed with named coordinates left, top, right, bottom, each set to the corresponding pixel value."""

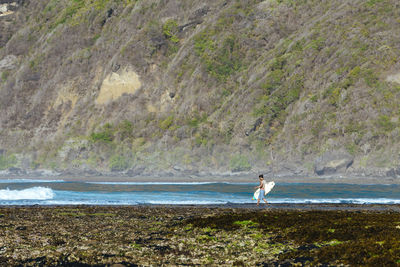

left=1, top=205, right=400, bottom=266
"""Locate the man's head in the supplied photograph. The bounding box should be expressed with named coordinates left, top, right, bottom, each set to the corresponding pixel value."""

left=259, top=174, right=264, bottom=180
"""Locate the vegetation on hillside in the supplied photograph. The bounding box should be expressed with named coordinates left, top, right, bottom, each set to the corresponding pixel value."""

left=0, top=0, right=400, bottom=175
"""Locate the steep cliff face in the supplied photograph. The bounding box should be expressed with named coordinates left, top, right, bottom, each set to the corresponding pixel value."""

left=1, top=0, right=400, bottom=177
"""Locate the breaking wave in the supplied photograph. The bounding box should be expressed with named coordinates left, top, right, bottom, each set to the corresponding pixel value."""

left=0, top=187, right=54, bottom=200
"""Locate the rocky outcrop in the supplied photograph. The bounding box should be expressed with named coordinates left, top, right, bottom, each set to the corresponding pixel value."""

left=0, top=0, right=20, bottom=16
left=386, top=167, right=400, bottom=178
left=314, top=150, right=354, bottom=176
left=0, top=0, right=21, bottom=47
left=0, top=54, right=17, bottom=70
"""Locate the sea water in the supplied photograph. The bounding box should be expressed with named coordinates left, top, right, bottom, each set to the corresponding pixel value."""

left=0, top=179, right=399, bottom=205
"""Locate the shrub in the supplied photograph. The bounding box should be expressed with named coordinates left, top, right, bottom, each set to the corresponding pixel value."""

left=90, top=132, right=113, bottom=142
left=0, top=154, right=17, bottom=170
left=109, top=155, right=129, bottom=171
left=117, top=120, right=134, bottom=140
left=363, top=69, right=379, bottom=87
left=262, top=69, right=284, bottom=92
left=162, top=19, right=179, bottom=43
left=366, top=0, right=384, bottom=6
left=90, top=123, right=114, bottom=142
left=159, top=116, right=174, bottom=130
left=310, top=94, right=318, bottom=102
left=1, top=71, right=9, bottom=82
left=187, top=113, right=207, bottom=128
left=194, top=30, right=216, bottom=54
left=194, top=31, right=244, bottom=80
left=194, top=131, right=208, bottom=146
left=52, top=0, right=85, bottom=28
left=269, top=56, right=286, bottom=71
left=376, top=115, right=395, bottom=132
left=230, top=154, right=251, bottom=172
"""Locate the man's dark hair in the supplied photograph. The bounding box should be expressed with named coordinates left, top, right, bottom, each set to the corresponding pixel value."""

left=259, top=174, right=263, bottom=178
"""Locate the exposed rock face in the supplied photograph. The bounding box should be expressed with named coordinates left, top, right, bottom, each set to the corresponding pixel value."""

left=0, top=0, right=20, bottom=17
left=96, top=68, right=142, bottom=105
left=314, top=151, right=354, bottom=176
left=0, top=54, right=17, bottom=70
left=0, top=0, right=21, bottom=47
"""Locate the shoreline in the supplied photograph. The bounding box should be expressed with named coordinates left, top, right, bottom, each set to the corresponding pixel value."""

left=0, top=174, right=399, bottom=184
left=1, top=203, right=400, bottom=211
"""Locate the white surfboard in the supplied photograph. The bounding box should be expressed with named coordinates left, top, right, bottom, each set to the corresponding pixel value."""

left=253, top=181, right=275, bottom=200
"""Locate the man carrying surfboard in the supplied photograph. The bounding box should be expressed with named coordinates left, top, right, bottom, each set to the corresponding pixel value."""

left=254, top=174, right=272, bottom=206
left=253, top=175, right=275, bottom=205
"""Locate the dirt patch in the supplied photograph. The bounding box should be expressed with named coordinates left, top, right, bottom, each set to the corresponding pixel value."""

left=96, top=68, right=141, bottom=105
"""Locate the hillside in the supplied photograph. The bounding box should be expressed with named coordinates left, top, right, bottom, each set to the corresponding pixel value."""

left=1, top=0, right=400, bottom=179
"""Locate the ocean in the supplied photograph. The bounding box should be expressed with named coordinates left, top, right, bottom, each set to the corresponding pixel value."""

left=0, top=179, right=399, bottom=205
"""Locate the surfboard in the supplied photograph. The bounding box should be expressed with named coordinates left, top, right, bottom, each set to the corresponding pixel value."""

left=253, top=181, right=275, bottom=200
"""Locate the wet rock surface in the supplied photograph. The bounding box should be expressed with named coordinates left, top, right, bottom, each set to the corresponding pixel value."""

left=0, top=205, right=399, bottom=266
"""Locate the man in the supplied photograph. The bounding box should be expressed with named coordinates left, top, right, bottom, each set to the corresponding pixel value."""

left=255, top=174, right=268, bottom=206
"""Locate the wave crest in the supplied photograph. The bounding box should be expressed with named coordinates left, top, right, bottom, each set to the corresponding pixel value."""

left=0, top=187, right=54, bottom=200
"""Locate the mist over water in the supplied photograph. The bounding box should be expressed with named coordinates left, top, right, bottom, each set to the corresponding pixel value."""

left=0, top=179, right=399, bottom=205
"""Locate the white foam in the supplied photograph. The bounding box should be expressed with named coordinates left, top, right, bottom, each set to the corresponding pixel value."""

left=0, top=179, right=65, bottom=183
left=2, top=197, right=400, bottom=205
left=268, top=198, right=400, bottom=204
left=0, top=187, right=55, bottom=200
left=147, top=200, right=228, bottom=205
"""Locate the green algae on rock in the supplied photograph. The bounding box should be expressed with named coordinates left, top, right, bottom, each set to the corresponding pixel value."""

left=1, top=205, right=400, bottom=266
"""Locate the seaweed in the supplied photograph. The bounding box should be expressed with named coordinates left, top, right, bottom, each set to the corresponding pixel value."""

left=186, top=210, right=400, bottom=266
left=2, top=206, right=400, bottom=266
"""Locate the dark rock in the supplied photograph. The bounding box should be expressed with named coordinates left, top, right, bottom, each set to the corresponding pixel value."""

left=111, top=63, right=120, bottom=72
left=297, top=244, right=318, bottom=251
left=107, top=8, right=113, bottom=18
left=7, top=167, right=26, bottom=176
left=191, top=6, right=210, bottom=19
left=386, top=168, right=396, bottom=178
left=172, top=165, right=183, bottom=171
left=246, top=118, right=263, bottom=136
left=150, top=245, right=171, bottom=254
left=113, top=263, right=138, bottom=267
left=126, top=166, right=145, bottom=177
left=15, top=226, right=26, bottom=230
left=395, top=166, right=400, bottom=176
left=150, top=35, right=167, bottom=50
left=314, top=150, right=354, bottom=175
left=83, top=169, right=102, bottom=177
left=178, top=20, right=203, bottom=32
left=293, top=256, right=314, bottom=264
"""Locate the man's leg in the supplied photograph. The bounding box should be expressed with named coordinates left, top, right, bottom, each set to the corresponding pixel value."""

left=257, top=198, right=260, bottom=206
left=263, top=198, right=268, bottom=204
